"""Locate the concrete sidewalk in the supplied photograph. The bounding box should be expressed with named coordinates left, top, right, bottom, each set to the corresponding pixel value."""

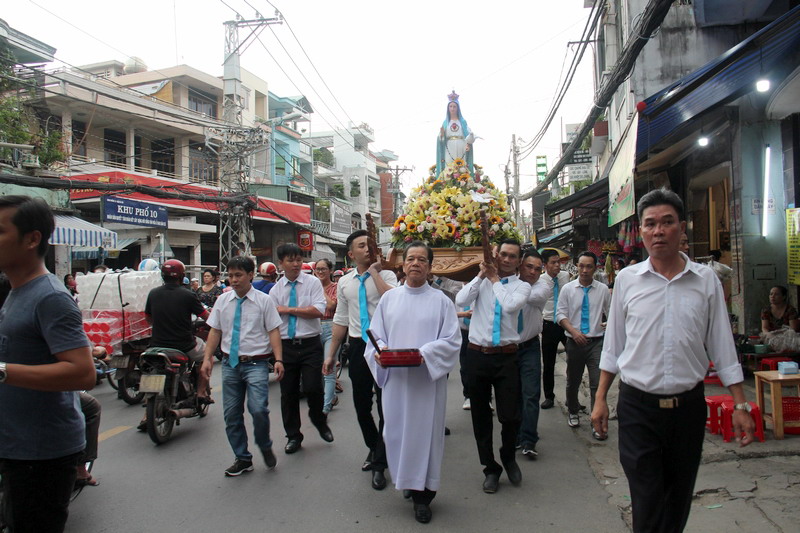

left=548, top=352, right=800, bottom=532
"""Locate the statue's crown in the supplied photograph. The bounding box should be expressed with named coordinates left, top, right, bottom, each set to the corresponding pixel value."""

left=448, top=90, right=459, bottom=102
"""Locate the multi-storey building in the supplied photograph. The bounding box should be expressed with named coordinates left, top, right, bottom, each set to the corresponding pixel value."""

left=576, top=0, right=800, bottom=333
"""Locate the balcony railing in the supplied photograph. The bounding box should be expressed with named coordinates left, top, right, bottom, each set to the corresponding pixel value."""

left=68, top=154, right=180, bottom=181
left=311, top=219, right=331, bottom=235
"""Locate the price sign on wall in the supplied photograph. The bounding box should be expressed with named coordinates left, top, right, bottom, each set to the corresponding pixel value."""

left=787, top=209, right=800, bottom=285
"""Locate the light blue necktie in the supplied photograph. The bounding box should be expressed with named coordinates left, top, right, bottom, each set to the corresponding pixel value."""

left=552, top=275, right=560, bottom=315
left=357, top=272, right=371, bottom=342
left=287, top=280, right=298, bottom=339
left=464, top=306, right=471, bottom=327
left=518, top=310, right=524, bottom=334
left=492, top=278, right=509, bottom=346
left=580, top=286, right=592, bottom=334
left=229, top=296, right=244, bottom=367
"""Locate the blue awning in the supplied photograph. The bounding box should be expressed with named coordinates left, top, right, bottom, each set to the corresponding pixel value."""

left=71, top=237, right=143, bottom=260
left=637, top=6, right=800, bottom=157
left=49, top=215, right=118, bottom=248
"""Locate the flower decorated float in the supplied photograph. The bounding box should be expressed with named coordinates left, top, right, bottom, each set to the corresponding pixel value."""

left=387, top=95, right=523, bottom=281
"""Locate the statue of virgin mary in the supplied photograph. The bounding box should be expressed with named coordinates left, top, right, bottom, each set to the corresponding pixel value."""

left=436, top=91, right=475, bottom=177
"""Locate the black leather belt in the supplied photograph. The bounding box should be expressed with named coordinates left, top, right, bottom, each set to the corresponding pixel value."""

left=619, top=381, right=703, bottom=409
left=282, top=335, right=321, bottom=346
left=567, top=336, right=604, bottom=342
left=468, top=343, right=518, bottom=354
left=222, top=353, right=271, bottom=363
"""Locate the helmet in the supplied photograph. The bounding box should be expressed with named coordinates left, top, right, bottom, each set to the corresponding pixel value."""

left=259, top=261, right=277, bottom=277
left=301, top=263, right=313, bottom=272
left=333, top=269, right=344, bottom=277
left=138, top=258, right=160, bottom=271
left=161, top=259, right=186, bottom=280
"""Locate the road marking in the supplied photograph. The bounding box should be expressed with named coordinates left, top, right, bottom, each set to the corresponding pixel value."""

left=99, top=425, right=132, bottom=442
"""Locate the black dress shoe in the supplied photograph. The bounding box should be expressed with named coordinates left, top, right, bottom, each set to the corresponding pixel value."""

left=362, top=450, right=374, bottom=471
left=444, top=426, right=451, bottom=436
left=541, top=398, right=555, bottom=409
left=284, top=438, right=302, bottom=454
left=482, top=473, right=499, bottom=493
left=403, top=489, right=412, bottom=499
left=372, top=469, right=387, bottom=490
left=504, top=460, right=522, bottom=486
left=317, top=424, right=334, bottom=443
left=413, top=503, right=432, bottom=524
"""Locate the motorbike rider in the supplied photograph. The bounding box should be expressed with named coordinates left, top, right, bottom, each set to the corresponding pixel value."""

left=143, top=260, right=211, bottom=416
left=253, top=261, right=278, bottom=294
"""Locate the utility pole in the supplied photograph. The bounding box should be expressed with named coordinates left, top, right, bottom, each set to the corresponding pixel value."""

left=512, top=134, right=520, bottom=228
left=386, top=165, right=413, bottom=222
left=218, top=12, right=282, bottom=265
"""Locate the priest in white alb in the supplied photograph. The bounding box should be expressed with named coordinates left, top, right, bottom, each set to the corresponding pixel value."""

left=365, top=241, right=461, bottom=525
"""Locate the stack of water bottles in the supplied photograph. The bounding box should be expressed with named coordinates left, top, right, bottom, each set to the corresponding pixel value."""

left=77, top=266, right=163, bottom=354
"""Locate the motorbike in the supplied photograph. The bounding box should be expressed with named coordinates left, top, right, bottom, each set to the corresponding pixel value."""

left=137, top=326, right=210, bottom=445
left=108, top=340, right=149, bottom=405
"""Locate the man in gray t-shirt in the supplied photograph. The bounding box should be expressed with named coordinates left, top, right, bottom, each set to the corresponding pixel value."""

left=0, top=196, right=95, bottom=533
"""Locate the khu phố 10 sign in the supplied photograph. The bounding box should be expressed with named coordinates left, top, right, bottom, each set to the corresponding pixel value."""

left=102, top=196, right=168, bottom=228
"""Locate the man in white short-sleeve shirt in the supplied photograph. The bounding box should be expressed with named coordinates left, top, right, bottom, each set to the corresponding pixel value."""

left=202, top=256, right=284, bottom=478
left=270, top=243, right=332, bottom=454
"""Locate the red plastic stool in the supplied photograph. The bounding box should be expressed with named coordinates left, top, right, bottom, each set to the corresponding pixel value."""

left=705, top=394, right=733, bottom=434
left=720, top=401, right=765, bottom=442
left=782, top=397, right=800, bottom=435
left=758, top=357, right=793, bottom=371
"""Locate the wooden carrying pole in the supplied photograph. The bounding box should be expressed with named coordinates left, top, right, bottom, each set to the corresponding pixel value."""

left=479, top=209, right=493, bottom=264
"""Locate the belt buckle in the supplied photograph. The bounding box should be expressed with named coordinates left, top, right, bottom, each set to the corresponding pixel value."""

left=659, top=397, right=677, bottom=409
left=291, top=338, right=302, bottom=345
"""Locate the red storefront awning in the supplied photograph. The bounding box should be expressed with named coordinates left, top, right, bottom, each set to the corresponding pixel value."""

left=66, top=171, right=311, bottom=225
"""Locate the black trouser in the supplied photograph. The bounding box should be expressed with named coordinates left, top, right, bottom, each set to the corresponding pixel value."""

left=464, top=348, right=520, bottom=476
left=0, top=451, right=82, bottom=533
left=280, top=336, right=326, bottom=440
left=410, top=488, right=437, bottom=505
left=541, top=320, right=566, bottom=401
left=459, top=328, right=470, bottom=398
left=79, top=392, right=101, bottom=463
left=347, top=337, right=387, bottom=471
left=617, top=381, right=706, bottom=533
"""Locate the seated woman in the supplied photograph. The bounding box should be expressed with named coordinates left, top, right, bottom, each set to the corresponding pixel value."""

left=761, top=285, right=800, bottom=332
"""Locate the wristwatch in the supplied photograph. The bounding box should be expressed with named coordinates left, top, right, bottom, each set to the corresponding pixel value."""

left=734, top=402, right=752, bottom=413
left=0, top=362, right=7, bottom=383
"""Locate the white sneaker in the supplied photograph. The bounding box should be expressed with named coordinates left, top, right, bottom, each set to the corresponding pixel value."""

left=568, top=413, right=580, bottom=428
left=462, top=398, right=471, bottom=410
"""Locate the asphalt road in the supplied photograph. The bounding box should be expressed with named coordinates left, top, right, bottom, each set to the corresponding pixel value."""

left=65, top=361, right=628, bottom=532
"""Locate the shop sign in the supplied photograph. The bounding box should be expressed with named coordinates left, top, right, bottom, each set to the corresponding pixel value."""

left=787, top=209, right=800, bottom=285
left=607, top=115, right=637, bottom=226
left=102, top=196, right=168, bottom=228
left=298, top=230, right=314, bottom=251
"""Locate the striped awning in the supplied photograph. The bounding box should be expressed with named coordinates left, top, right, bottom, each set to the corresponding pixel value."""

left=49, top=215, right=118, bottom=248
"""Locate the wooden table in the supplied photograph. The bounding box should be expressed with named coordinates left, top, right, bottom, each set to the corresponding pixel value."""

left=754, top=370, right=800, bottom=439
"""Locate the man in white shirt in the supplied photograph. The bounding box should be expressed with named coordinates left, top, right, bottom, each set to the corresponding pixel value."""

left=365, top=242, right=461, bottom=524
left=270, top=243, right=332, bottom=455
left=201, top=256, right=284, bottom=477
left=455, top=239, right=531, bottom=494
left=592, top=188, right=755, bottom=532
left=556, top=251, right=611, bottom=434
left=516, top=250, right=550, bottom=459
left=540, top=249, right=571, bottom=409
left=323, top=229, right=398, bottom=491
